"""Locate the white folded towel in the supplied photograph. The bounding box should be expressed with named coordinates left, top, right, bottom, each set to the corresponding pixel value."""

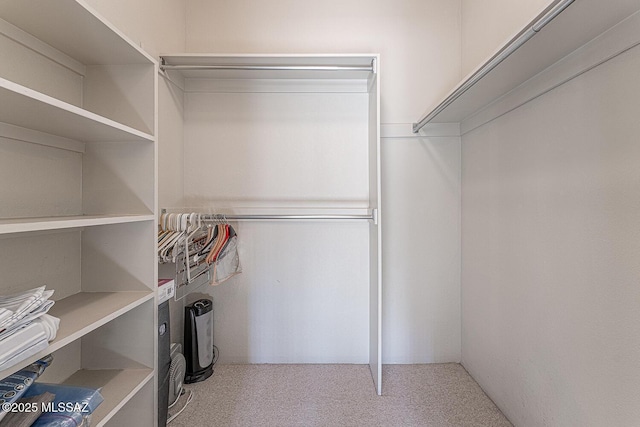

left=0, top=300, right=55, bottom=340
left=0, top=314, right=60, bottom=371
left=0, top=287, right=55, bottom=333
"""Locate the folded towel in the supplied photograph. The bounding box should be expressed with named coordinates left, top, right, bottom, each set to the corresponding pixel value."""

left=0, top=300, right=55, bottom=341
left=0, top=315, right=60, bottom=371
left=0, top=287, right=45, bottom=304
left=0, top=289, right=54, bottom=332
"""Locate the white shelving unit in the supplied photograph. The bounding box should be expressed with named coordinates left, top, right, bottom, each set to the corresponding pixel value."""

left=414, top=0, right=640, bottom=133
left=0, top=0, right=157, bottom=426
left=161, top=54, right=382, bottom=394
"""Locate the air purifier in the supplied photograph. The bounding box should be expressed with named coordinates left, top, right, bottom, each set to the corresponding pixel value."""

left=184, top=299, right=214, bottom=383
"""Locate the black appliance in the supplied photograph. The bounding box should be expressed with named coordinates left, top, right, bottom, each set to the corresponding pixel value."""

left=184, top=299, right=214, bottom=383
left=158, top=300, right=171, bottom=426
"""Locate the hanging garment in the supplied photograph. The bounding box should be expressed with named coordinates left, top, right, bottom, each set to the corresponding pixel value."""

left=193, top=225, right=217, bottom=264
left=211, top=225, right=241, bottom=285
left=158, top=212, right=242, bottom=288
left=206, top=224, right=228, bottom=264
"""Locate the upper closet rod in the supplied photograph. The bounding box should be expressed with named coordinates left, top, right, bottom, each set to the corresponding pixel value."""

left=159, top=60, right=376, bottom=73
left=412, top=0, right=574, bottom=133
left=195, top=213, right=374, bottom=221
left=161, top=210, right=377, bottom=222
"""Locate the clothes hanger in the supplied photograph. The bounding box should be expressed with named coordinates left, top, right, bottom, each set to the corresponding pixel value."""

left=212, top=222, right=228, bottom=262
left=207, top=221, right=231, bottom=264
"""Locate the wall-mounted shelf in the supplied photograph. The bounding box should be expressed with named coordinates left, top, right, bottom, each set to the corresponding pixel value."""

left=413, top=0, right=640, bottom=131
left=0, top=291, right=154, bottom=380
left=160, top=54, right=376, bottom=80
left=0, top=78, right=154, bottom=143
left=0, top=214, right=154, bottom=235
left=0, top=0, right=153, bottom=66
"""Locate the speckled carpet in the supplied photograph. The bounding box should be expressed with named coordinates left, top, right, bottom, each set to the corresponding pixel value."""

left=169, top=363, right=511, bottom=427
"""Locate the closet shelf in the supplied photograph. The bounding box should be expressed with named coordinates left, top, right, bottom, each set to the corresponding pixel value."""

left=0, top=291, right=154, bottom=380
left=0, top=214, right=155, bottom=235
left=0, top=78, right=154, bottom=143
left=62, top=368, right=154, bottom=427
left=160, top=54, right=376, bottom=80
left=414, top=0, right=640, bottom=129
left=0, top=0, right=154, bottom=66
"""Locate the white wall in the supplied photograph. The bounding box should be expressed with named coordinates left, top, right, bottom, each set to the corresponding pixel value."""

left=182, top=88, right=371, bottom=363
left=461, top=0, right=552, bottom=76
left=184, top=0, right=463, bottom=364
left=382, top=134, right=460, bottom=363
left=461, top=21, right=640, bottom=427
left=185, top=0, right=460, bottom=125
left=84, top=0, right=186, bottom=59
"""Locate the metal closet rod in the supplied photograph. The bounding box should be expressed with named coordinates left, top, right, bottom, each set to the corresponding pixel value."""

left=201, top=213, right=374, bottom=221
left=412, top=0, right=575, bottom=133
left=159, top=60, right=376, bottom=73
left=161, top=210, right=376, bottom=221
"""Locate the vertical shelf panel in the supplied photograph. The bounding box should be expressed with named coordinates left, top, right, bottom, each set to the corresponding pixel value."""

left=368, top=59, right=382, bottom=395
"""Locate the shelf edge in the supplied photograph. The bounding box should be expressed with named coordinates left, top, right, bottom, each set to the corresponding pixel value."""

left=0, top=214, right=155, bottom=235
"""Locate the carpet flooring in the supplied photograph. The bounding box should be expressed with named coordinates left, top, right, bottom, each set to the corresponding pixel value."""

left=169, top=363, right=512, bottom=427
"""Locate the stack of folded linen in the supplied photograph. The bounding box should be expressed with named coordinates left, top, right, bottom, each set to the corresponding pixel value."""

left=0, top=287, right=59, bottom=371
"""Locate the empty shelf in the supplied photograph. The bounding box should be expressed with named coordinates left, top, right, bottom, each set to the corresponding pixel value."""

left=0, top=214, right=155, bottom=235
left=0, top=78, right=154, bottom=143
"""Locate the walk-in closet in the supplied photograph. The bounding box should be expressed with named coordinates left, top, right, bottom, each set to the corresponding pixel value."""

left=158, top=54, right=383, bottom=394
left=1, top=0, right=639, bottom=425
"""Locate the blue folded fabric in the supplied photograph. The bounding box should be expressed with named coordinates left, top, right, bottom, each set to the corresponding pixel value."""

left=0, top=355, right=53, bottom=409
left=23, top=383, right=103, bottom=427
